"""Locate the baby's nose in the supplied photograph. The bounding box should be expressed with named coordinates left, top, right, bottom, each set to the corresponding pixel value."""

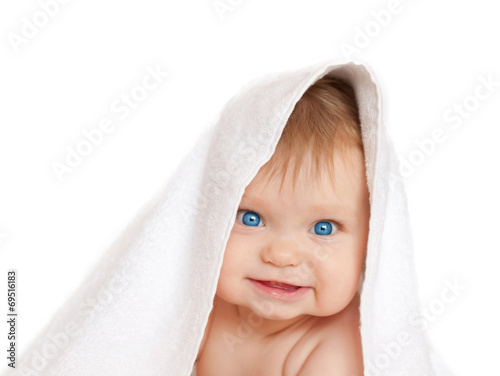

left=260, top=237, right=304, bottom=268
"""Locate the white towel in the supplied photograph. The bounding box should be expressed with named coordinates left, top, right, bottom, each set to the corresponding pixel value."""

left=6, top=58, right=449, bottom=376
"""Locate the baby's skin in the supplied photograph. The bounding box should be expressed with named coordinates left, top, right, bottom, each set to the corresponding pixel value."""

left=196, top=146, right=370, bottom=375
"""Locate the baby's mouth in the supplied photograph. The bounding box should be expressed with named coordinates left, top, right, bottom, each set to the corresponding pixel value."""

left=255, top=280, right=301, bottom=291
left=248, top=278, right=310, bottom=300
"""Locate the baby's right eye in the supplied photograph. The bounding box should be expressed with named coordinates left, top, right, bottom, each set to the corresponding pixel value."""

left=236, top=210, right=263, bottom=227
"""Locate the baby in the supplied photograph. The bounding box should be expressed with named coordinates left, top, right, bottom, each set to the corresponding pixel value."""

left=195, top=76, right=370, bottom=375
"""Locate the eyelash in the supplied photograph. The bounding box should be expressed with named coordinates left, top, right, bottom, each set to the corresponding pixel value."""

left=236, top=208, right=344, bottom=234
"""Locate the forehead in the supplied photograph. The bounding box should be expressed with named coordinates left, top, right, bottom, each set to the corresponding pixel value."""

left=243, top=148, right=368, bottom=212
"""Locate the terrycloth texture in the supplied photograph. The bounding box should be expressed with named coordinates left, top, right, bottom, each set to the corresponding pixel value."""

left=6, top=59, right=447, bottom=376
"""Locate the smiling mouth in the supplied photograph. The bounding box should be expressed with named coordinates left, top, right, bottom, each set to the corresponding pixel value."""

left=257, top=280, right=301, bottom=291
left=248, top=278, right=310, bottom=300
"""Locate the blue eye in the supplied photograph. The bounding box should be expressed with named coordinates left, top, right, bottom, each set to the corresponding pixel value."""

left=311, top=221, right=337, bottom=236
left=237, top=211, right=263, bottom=227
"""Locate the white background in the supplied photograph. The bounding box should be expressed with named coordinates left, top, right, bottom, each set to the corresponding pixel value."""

left=1, top=0, right=499, bottom=374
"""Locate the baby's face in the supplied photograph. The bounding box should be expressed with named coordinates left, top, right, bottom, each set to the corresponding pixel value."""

left=216, top=147, right=370, bottom=320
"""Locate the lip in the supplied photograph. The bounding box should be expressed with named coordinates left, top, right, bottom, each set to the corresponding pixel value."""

left=248, top=278, right=311, bottom=301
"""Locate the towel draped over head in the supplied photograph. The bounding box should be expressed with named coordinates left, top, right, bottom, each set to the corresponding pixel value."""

left=8, top=59, right=449, bottom=376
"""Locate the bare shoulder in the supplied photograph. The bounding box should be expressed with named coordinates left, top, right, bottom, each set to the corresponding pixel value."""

left=295, top=328, right=363, bottom=376
left=286, top=295, right=363, bottom=376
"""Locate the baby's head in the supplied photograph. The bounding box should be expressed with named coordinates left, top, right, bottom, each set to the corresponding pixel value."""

left=216, top=76, right=370, bottom=321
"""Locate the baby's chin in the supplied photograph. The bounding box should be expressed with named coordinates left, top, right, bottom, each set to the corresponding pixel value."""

left=223, top=293, right=335, bottom=319
left=241, top=297, right=317, bottom=322
left=247, top=298, right=359, bottom=322
left=215, top=291, right=303, bottom=320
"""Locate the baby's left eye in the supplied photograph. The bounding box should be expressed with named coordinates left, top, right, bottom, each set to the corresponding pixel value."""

left=310, top=221, right=338, bottom=236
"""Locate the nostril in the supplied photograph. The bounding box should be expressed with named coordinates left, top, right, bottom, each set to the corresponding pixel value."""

left=262, top=255, right=298, bottom=268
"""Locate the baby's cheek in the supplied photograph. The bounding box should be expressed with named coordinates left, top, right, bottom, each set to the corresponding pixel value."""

left=218, top=258, right=234, bottom=283
left=220, top=247, right=241, bottom=274
left=316, top=273, right=354, bottom=311
left=215, top=262, right=245, bottom=306
left=217, top=251, right=242, bottom=288
left=215, top=265, right=233, bottom=298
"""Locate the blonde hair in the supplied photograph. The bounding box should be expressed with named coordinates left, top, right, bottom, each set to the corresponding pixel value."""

left=257, top=76, right=363, bottom=192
